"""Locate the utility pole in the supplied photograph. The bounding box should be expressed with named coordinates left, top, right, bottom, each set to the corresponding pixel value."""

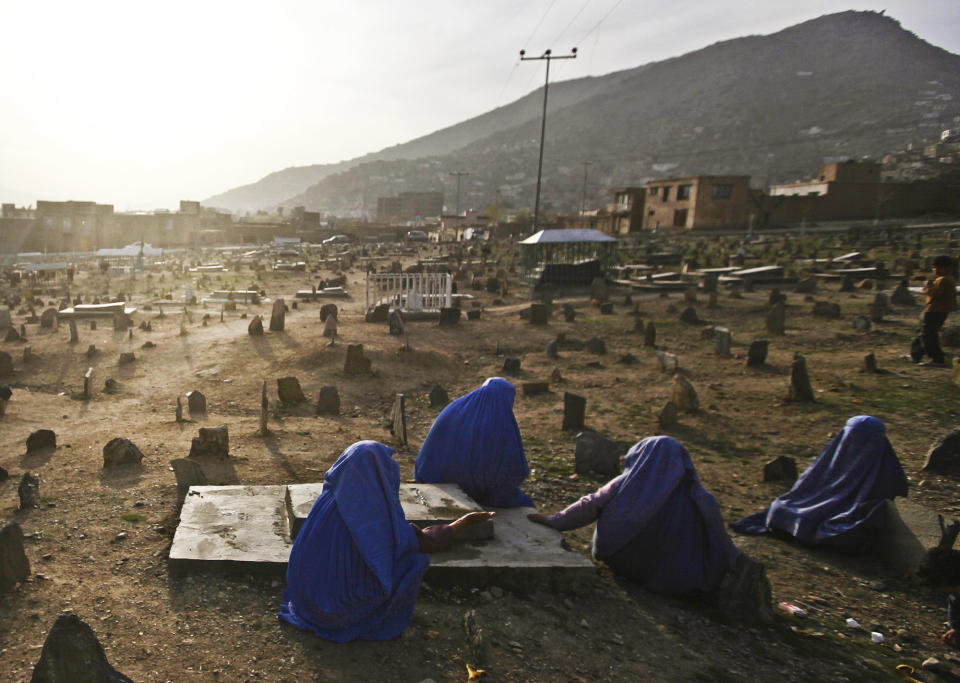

left=449, top=171, right=469, bottom=217
left=520, top=47, right=577, bottom=235
left=579, top=161, right=591, bottom=229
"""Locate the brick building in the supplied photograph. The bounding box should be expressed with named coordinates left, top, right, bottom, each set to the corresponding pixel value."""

left=608, top=187, right=646, bottom=234
left=642, top=176, right=751, bottom=230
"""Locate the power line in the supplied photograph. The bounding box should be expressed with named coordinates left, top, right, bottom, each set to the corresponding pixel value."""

left=577, top=0, right=626, bottom=45
left=551, top=0, right=595, bottom=46
left=523, top=0, right=559, bottom=51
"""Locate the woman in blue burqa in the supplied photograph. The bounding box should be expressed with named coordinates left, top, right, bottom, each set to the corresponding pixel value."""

left=529, top=436, right=739, bottom=595
left=731, top=415, right=908, bottom=549
left=279, top=441, right=493, bottom=642
left=415, top=377, right=533, bottom=507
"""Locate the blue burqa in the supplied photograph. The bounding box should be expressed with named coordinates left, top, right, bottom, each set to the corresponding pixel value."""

left=595, top=436, right=739, bottom=594
left=278, top=441, right=429, bottom=642
left=415, top=377, right=533, bottom=507
left=731, top=415, right=908, bottom=548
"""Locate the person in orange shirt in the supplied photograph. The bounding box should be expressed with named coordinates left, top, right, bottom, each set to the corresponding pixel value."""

left=913, top=255, right=958, bottom=367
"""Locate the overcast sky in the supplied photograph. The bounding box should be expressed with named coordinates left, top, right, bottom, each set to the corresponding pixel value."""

left=2, top=0, right=958, bottom=212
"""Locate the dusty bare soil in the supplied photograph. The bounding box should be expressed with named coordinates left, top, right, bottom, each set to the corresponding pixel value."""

left=2, top=236, right=960, bottom=681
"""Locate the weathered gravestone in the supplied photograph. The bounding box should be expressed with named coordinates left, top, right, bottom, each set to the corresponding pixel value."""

left=715, top=553, right=774, bottom=624
left=118, top=352, right=135, bottom=365
left=812, top=301, right=841, bottom=319
left=788, top=352, right=815, bottom=402
left=316, top=385, right=341, bottom=415
left=68, top=319, right=78, bottom=343
left=502, top=356, right=521, bottom=374
left=922, top=429, right=960, bottom=475
left=277, top=377, right=307, bottom=403
left=175, top=396, right=183, bottom=423
left=321, top=315, right=338, bottom=340
left=388, top=308, right=405, bottom=336
left=344, top=344, right=372, bottom=374
left=259, top=381, right=269, bottom=433
left=320, top=303, right=338, bottom=322
left=187, top=390, right=206, bottom=415
left=762, top=456, right=798, bottom=483
left=890, top=281, right=915, bottom=305
left=587, top=337, right=606, bottom=354
left=563, top=304, right=576, bottom=322
left=656, top=350, right=678, bottom=374
left=102, top=438, right=144, bottom=467
left=632, top=317, right=645, bottom=334
left=715, top=327, right=732, bottom=356
left=599, top=302, right=614, bottom=315
left=768, top=289, right=786, bottom=306
left=864, top=351, right=878, bottom=373
left=0, top=522, right=30, bottom=592
left=671, top=375, right=700, bottom=413
left=429, top=384, right=449, bottom=409
left=658, top=401, right=678, bottom=430
left=438, top=307, right=461, bottom=326
left=189, top=426, right=229, bottom=458
left=644, top=322, right=657, bottom=347
left=545, top=338, right=559, bottom=359
left=390, top=393, right=407, bottom=446
left=562, top=392, right=586, bottom=432
left=40, top=307, right=57, bottom=328
left=171, top=458, right=208, bottom=504
left=679, top=307, right=700, bottom=324
left=19, top=472, right=40, bottom=509
left=366, top=303, right=390, bottom=323
left=522, top=381, right=549, bottom=396
left=746, top=340, right=769, bottom=367
left=530, top=303, right=549, bottom=326
left=26, top=429, right=56, bottom=452
left=766, top=304, right=786, bottom=335
left=269, top=298, right=286, bottom=332
left=30, top=614, right=133, bottom=683
left=247, top=314, right=264, bottom=336
left=0, top=351, right=12, bottom=377
left=840, top=275, right=855, bottom=292
left=574, top=431, right=624, bottom=477
left=4, top=327, right=20, bottom=342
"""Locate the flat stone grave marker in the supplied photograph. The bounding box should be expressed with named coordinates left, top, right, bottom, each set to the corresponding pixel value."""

left=390, top=393, right=407, bottom=445
left=169, top=483, right=592, bottom=585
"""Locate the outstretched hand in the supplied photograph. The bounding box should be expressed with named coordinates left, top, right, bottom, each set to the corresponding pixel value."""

left=944, top=628, right=959, bottom=648
left=450, top=511, right=495, bottom=532
left=527, top=513, right=551, bottom=526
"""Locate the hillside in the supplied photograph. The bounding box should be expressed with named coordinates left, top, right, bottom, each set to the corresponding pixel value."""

left=206, top=11, right=960, bottom=215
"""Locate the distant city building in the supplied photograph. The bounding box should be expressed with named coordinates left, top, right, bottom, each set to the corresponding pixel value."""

left=376, top=191, right=443, bottom=220
left=608, top=187, right=646, bottom=234
left=769, top=161, right=882, bottom=196
left=34, top=200, right=115, bottom=252
left=642, top=176, right=751, bottom=230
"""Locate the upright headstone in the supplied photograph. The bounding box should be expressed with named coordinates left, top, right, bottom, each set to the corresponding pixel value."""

left=316, top=385, right=341, bottom=415
left=658, top=401, right=678, bottom=430
left=0, top=522, right=30, bottom=592
left=671, top=375, right=700, bottom=412
left=644, top=322, right=657, bottom=348
left=68, top=319, right=78, bottom=344
left=259, top=381, right=269, bottom=433
left=171, top=458, right=208, bottom=504
left=188, top=426, right=229, bottom=458
left=344, top=344, right=372, bottom=374
left=890, top=281, right=915, bottom=305
left=788, top=352, right=815, bottom=402
left=529, top=303, right=549, bottom=326
left=562, top=392, right=586, bottom=432
left=187, top=390, right=206, bottom=415
left=390, top=393, right=407, bottom=446
left=502, top=356, right=521, bottom=374
left=18, top=472, right=39, bottom=509
left=269, top=298, right=286, bottom=332
left=40, top=307, right=57, bottom=329
left=765, top=304, right=786, bottom=335
left=563, top=304, right=576, bottom=323
left=574, top=432, right=623, bottom=477
left=320, top=303, right=338, bottom=322
left=715, top=327, right=732, bottom=356
left=715, top=553, right=774, bottom=624
left=26, top=429, right=56, bottom=452
left=656, top=351, right=678, bottom=374
left=684, top=287, right=698, bottom=303
left=83, top=367, right=93, bottom=399
left=30, top=614, right=133, bottom=683
left=546, top=338, right=559, bottom=359
left=102, top=438, right=144, bottom=467
left=175, top=396, right=183, bottom=423
left=277, top=376, right=307, bottom=403
left=679, top=307, right=700, bottom=324
left=438, top=307, right=461, bottom=326
left=840, top=275, right=855, bottom=292
left=746, top=340, right=769, bottom=367
left=247, top=315, right=264, bottom=336
left=0, top=351, right=12, bottom=377
left=864, top=351, right=878, bottom=373
left=388, top=308, right=406, bottom=336
left=428, top=384, right=449, bottom=409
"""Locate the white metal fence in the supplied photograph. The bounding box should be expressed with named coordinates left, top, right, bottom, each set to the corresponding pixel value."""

left=365, top=272, right=452, bottom=313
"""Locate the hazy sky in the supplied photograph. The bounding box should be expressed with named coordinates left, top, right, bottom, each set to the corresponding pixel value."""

left=2, top=0, right=958, bottom=211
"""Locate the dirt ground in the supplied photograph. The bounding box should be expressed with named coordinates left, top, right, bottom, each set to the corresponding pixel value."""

left=2, top=233, right=960, bottom=681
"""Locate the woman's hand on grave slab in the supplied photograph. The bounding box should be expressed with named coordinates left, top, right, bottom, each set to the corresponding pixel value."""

left=527, top=513, right=550, bottom=526
left=450, top=511, right=495, bottom=533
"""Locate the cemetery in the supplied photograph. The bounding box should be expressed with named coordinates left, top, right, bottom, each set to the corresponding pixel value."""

left=3, top=226, right=960, bottom=680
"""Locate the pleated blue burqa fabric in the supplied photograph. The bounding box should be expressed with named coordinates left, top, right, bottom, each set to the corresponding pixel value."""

left=731, top=415, right=908, bottom=548
left=594, top=436, right=739, bottom=594
left=415, top=377, right=533, bottom=507
left=278, top=441, right=429, bottom=642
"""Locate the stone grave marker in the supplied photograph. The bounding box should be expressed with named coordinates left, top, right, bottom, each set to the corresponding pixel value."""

left=40, top=307, right=57, bottom=328
left=118, top=352, right=135, bottom=365
left=26, top=429, right=56, bottom=452
left=389, top=308, right=406, bottom=336
left=530, top=303, right=549, bottom=326
left=171, top=458, right=208, bottom=504
left=248, top=315, right=264, bottom=336
left=715, top=327, right=732, bottom=356
left=19, top=472, right=39, bottom=509
left=716, top=553, right=774, bottom=624
left=890, top=281, right=915, bottom=305
left=30, top=614, right=133, bottom=683
left=574, top=432, right=623, bottom=477
left=812, top=301, right=841, bottom=319
left=4, top=326, right=20, bottom=342
left=189, top=426, right=229, bottom=458
left=502, top=356, right=521, bottom=374
left=521, top=381, right=549, bottom=396
left=840, top=275, right=855, bottom=292
left=768, top=289, right=786, bottom=305
left=187, top=390, right=206, bottom=415
left=176, top=396, right=183, bottom=423
left=102, top=438, right=144, bottom=467
left=587, top=337, right=606, bottom=354
left=90, top=320, right=97, bottom=330
left=599, top=302, right=614, bottom=315
left=922, top=429, right=960, bottom=475
left=762, top=456, right=797, bottom=483
left=658, top=401, right=678, bottom=430
left=83, top=367, right=93, bottom=399
left=68, top=319, right=78, bottom=343
left=438, top=307, right=461, bottom=326
left=788, top=352, right=815, bottom=402
left=428, top=384, right=448, bottom=409
left=671, top=375, right=700, bottom=412
left=545, top=338, right=559, bottom=358
left=269, top=298, right=286, bottom=332
left=366, top=303, right=390, bottom=323
left=320, top=303, right=338, bottom=322
left=316, top=385, right=341, bottom=415
left=679, top=307, right=700, bottom=324
left=277, top=377, right=307, bottom=403
left=0, top=522, right=30, bottom=592
left=746, top=340, right=768, bottom=367
left=656, top=350, right=678, bottom=374
left=869, top=302, right=884, bottom=324
left=344, top=344, right=372, bottom=374
left=390, top=393, right=407, bottom=446
left=562, top=392, right=586, bottom=432
left=260, top=381, right=269, bottom=433
left=766, top=304, right=786, bottom=335
left=563, top=304, right=576, bottom=322
left=864, top=351, right=878, bottom=373
left=22, top=346, right=32, bottom=363
left=644, top=322, right=656, bottom=347
left=0, top=351, right=12, bottom=377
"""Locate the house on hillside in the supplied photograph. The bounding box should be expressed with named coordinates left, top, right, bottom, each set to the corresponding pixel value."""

left=608, top=187, right=646, bottom=235
left=642, top=176, right=751, bottom=230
